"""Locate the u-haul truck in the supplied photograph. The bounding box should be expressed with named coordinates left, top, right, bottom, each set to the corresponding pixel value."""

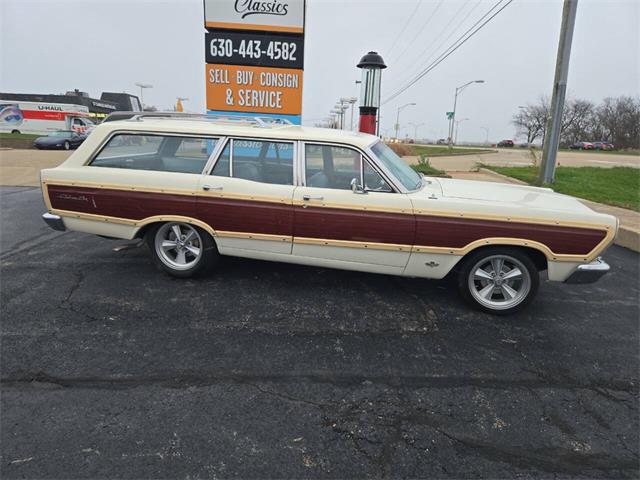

left=0, top=101, right=95, bottom=135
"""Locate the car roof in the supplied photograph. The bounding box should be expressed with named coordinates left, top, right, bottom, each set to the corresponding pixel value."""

left=98, top=117, right=379, bottom=150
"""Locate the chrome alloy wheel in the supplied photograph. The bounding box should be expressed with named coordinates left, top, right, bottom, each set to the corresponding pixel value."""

left=154, top=222, right=203, bottom=271
left=467, top=254, right=532, bottom=311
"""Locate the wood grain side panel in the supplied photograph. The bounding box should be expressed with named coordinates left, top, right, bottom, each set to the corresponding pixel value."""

left=293, top=205, right=416, bottom=245
left=415, top=215, right=606, bottom=255
left=48, top=185, right=196, bottom=220
left=197, top=196, right=294, bottom=237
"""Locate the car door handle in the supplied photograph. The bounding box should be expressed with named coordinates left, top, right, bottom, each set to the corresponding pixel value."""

left=302, top=194, right=323, bottom=201
left=202, top=185, right=223, bottom=191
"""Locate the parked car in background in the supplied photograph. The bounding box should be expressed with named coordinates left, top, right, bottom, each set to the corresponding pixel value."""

left=497, top=140, right=514, bottom=147
left=593, top=141, right=614, bottom=150
left=569, top=141, right=595, bottom=150
left=33, top=130, right=86, bottom=150
left=436, top=138, right=447, bottom=145
left=40, top=113, right=617, bottom=315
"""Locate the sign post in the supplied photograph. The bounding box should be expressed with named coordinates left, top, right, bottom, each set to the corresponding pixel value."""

left=203, top=0, right=306, bottom=124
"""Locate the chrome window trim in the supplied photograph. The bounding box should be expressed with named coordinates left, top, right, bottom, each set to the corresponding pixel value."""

left=202, top=136, right=229, bottom=175
left=300, top=140, right=400, bottom=193
left=86, top=130, right=222, bottom=175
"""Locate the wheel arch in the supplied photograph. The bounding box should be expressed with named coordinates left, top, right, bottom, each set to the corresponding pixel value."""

left=459, top=243, right=549, bottom=272
left=133, top=216, right=217, bottom=244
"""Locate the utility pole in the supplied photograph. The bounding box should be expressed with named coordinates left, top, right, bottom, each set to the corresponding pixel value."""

left=538, top=0, right=578, bottom=185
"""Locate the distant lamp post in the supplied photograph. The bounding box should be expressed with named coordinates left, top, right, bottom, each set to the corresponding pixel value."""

left=356, top=51, right=387, bottom=135
left=135, top=82, right=153, bottom=110
left=448, top=80, right=484, bottom=149
left=480, top=126, right=490, bottom=144
left=341, top=96, right=358, bottom=131
left=395, top=102, right=416, bottom=141
left=408, top=122, right=425, bottom=143
left=454, top=118, right=469, bottom=144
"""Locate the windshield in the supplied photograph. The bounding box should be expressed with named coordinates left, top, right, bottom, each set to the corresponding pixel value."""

left=370, top=141, right=422, bottom=191
left=50, top=131, right=73, bottom=138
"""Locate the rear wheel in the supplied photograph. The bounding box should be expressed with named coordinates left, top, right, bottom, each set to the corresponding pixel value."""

left=457, top=247, right=539, bottom=315
left=146, top=222, right=218, bottom=278
left=63, top=141, right=70, bottom=150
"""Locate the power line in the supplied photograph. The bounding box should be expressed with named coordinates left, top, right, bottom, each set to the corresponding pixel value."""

left=386, top=0, right=423, bottom=58
left=392, top=0, right=483, bottom=90
left=391, top=0, right=482, bottom=85
left=383, top=0, right=514, bottom=105
left=388, top=0, right=445, bottom=67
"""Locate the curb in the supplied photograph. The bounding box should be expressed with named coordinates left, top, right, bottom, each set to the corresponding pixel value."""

left=478, top=168, right=528, bottom=185
left=477, top=168, right=640, bottom=253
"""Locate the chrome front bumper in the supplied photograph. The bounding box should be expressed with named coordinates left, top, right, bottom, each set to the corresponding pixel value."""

left=42, top=212, right=66, bottom=232
left=565, top=257, right=610, bottom=284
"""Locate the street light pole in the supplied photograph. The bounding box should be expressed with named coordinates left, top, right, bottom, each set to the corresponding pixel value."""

left=480, top=126, right=489, bottom=144
left=538, top=0, right=578, bottom=185
left=408, top=122, right=425, bottom=142
left=341, top=97, right=358, bottom=131
left=448, top=80, right=484, bottom=150
left=134, top=82, right=153, bottom=110
left=454, top=118, right=469, bottom=144
left=395, top=102, right=416, bottom=141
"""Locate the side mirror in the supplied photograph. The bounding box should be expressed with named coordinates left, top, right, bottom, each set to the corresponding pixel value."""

left=350, top=177, right=366, bottom=195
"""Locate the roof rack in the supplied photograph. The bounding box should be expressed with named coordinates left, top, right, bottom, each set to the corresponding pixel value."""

left=106, top=111, right=293, bottom=128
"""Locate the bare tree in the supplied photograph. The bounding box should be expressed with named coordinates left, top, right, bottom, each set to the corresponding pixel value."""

left=514, top=95, right=639, bottom=149
left=595, top=96, right=640, bottom=149
left=512, top=96, right=549, bottom=144
left=560, top=98, right=595, bottom=146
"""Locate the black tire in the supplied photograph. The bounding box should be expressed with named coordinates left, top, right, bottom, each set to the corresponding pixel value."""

left=63, top=141, right=70, bottom=150
left=145, top=222, right=219, bottom=278
left=456, top=247, right=540, bottom=315
left=10, top=129, right=20, bottom=134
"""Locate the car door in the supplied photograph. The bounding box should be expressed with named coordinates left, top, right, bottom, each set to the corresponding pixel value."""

left=292, top=142, right=415, bottom=269
left=47, top=132, right=217, bottom=224
left=197, top=137, right=296, bottom=255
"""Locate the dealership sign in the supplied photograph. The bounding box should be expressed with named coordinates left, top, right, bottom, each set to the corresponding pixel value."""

left=204, top=0, right=305, bottom=124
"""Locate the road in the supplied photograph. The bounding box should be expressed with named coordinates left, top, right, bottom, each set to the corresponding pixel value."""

left=1, top=186, right=638, bottom=479
left=422, top=148, right=640, bottom=172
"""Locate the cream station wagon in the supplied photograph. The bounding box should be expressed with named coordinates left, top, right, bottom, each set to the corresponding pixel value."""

left=41, top=114, right=617, bottom=314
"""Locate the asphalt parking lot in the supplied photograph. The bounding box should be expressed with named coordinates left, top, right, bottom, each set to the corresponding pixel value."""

left=1, top=186, right=639, bottom=479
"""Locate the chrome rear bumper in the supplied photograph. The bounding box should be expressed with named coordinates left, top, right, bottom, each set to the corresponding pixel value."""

left=42, top=212, right=66, bottom=232
left=565, top=257, right=610, bottom=284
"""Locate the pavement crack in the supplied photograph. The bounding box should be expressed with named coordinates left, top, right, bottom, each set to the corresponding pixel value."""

left=1, top=372, right=638, bottom=395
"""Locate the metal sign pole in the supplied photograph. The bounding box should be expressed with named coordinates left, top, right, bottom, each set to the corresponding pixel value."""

left=539, top=0, right=578, bottom=185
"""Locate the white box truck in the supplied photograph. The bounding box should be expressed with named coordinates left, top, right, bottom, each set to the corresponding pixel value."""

left=0, top=101, right=95, bottom=135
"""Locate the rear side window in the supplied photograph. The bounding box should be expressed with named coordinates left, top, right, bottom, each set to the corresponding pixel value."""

left=91, top=134, right=217, bottom=174
left=210, top=138, right=293, bottom=185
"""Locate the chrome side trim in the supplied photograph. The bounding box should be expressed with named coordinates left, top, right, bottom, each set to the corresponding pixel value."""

left=42, top=212, right=66, bottom=231
left=564, top=257, right=610, bottom=284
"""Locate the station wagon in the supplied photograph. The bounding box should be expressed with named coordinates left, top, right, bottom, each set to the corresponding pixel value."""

left=41, top=114, right=617, bottom=314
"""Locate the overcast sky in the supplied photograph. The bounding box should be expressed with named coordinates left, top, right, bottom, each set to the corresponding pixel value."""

left=1, top=0, right=638, bottom=142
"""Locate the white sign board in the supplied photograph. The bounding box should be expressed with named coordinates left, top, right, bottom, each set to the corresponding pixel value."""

left=204, top=0, right=305, bottom=33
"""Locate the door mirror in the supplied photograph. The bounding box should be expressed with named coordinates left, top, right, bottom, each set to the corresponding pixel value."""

left=350, top=177, right=366, bottom=194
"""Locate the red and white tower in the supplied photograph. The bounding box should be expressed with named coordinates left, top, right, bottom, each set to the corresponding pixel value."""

left=356, top=51, right=387, bottom=135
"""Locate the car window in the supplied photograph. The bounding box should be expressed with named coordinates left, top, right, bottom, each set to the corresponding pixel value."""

left=91, top=134, right=217, bottom=174
left=363, top=160, right=393, bottom=192
left=304, top=144, right=391, bottom=192
left=210, top=139, right=293, bottom=185
left=305, top=144, right=361, bottom=190
left=370, top=141, right=421, bottom=190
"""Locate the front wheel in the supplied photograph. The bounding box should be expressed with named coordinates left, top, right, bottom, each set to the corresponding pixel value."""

left=457, top=248, right=539, bottom=315
left=146, top=222, right=218, bottom=278
left=63, top=141, right=70, bottom=150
